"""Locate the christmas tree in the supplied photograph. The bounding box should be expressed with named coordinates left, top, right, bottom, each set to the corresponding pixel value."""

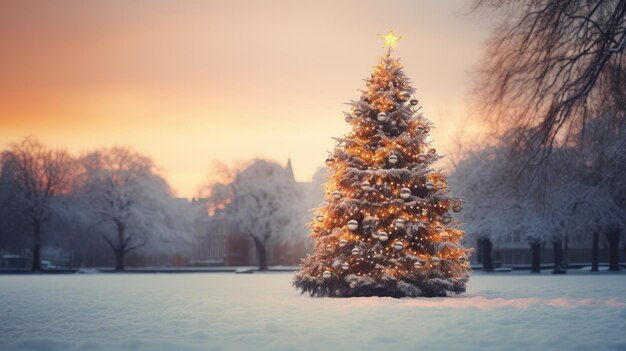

left=294, top=29, right=470, bottom=298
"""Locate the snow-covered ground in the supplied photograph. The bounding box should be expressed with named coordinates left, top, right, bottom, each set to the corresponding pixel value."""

left=1, top=272, right=625, bottom=351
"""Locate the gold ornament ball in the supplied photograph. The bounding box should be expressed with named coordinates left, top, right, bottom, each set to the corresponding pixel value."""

left=378, top=232, right=389, bottom=242
left=315, top=215, right=324, bottom=222
left=440, top=232, right=450, bottom=241
left=399, top=188, right=412, bottom=200
left=323, top=270, right=332, bottom=279
left=313, top=226, right=321, bottom=233
left=325, top=157, right=335, bottom=166
left=435, top=225, right=444, bottom=232
left=377, top=112, right=388, bottom=122
left=418, top=154, right=428, bottom=162
left=347, top=220, right=359, bottom=231
left=332, top=191, right=342, bottom=200
left=398, top=91, right=411, bottom=101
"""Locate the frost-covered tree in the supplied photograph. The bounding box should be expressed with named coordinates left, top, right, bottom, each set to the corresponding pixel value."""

left=573, top=113, right=626, bottom=271
left=294, top=32, right=470, bottom=298
left=451, top=138, right=571, bottom=273
left=0, top=138, right=75, bottom=270
left=77, top=147, right=192, bottom=270
left=205, top=159, right=302, bottom=270
left=451, top=119, right=626, bottom=272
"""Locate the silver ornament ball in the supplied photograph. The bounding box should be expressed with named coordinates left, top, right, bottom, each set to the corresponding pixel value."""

left=360, top=181, right=371, bottom=191
left=377, top=112, right=388, bottom=122
left=378, top=232, right=389, bottom=242
left=399, top=188, right=412, bottom=200
left=347, top=220, right=359, bottom=231
left=441, top=214, right=452, bottom=224
left=394, top=218, right=406, bottom=228
left=453, top=203, right=463, bottom=213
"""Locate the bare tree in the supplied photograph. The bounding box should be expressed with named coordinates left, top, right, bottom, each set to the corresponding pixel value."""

left=474, top=0, right=626, bottom=164
left=77, top=147, right=188, bottom=270
left=205, top=160, right=302, bottom=270
left=0, top=138, right=75, bottom=270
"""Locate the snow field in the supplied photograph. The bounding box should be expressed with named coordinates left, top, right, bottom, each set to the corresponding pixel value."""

left=0, top=272, right=625, bottom=351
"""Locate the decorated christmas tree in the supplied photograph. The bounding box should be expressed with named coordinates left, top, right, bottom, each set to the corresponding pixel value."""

left=294, top=29, right=470, bottom=297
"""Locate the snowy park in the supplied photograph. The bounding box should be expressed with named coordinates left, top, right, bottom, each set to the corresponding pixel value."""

left=1, top=272, right=626, bottom=351
left=1, top=2, right=626, bottom=351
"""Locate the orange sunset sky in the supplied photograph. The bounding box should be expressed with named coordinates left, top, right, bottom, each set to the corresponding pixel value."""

left=0, top=0, right=493, bottom=198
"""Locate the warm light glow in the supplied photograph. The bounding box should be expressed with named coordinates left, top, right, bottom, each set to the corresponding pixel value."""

left=0, top=1, right=491, bottom=198
left=379, top=28, right=402, bottom=49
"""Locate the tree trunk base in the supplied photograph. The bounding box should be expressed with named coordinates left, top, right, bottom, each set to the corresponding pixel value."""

left=606, top=228, right=621, bottom=272
left=32, top=243, right=41, bottom=271
left=530, top=240, right=541, bottom=273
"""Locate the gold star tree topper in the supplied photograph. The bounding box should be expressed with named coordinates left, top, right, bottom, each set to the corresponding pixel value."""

left=379, top=28, right=401, bottom=49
